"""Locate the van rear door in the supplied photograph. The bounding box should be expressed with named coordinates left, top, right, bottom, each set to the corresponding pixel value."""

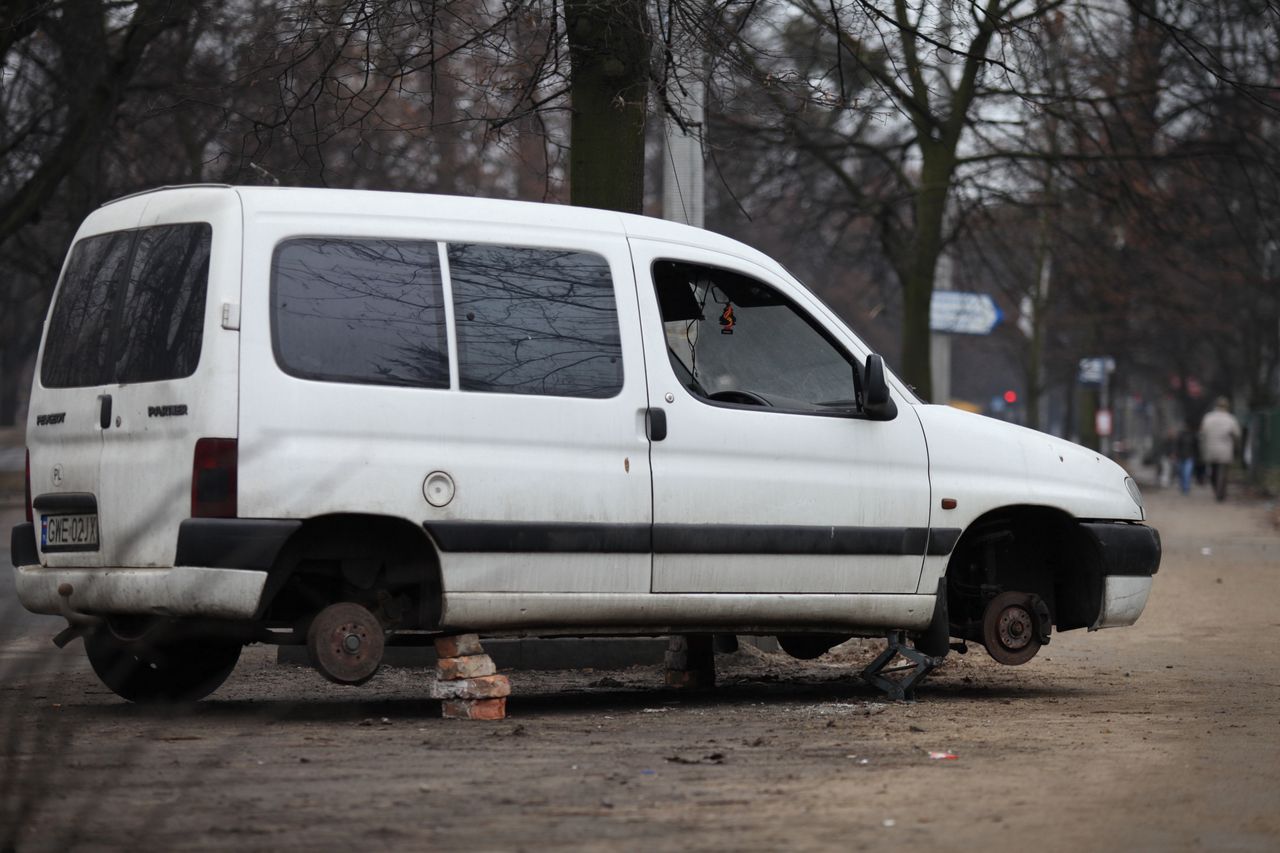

left=28, top=232, right=135, bottom=567
left=97, top=194, right=241, bottom=568
left=31, top=189, right=241, bottom=569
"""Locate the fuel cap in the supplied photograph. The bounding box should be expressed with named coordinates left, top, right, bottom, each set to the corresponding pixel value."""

left=423, top=471, right=456, bottom=507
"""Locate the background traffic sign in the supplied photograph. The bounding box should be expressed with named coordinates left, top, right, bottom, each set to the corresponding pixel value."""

left=929, top=291, right=1002, bottom=335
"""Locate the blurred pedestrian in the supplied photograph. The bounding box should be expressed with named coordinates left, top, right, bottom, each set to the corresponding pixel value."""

left=1156, top=428, right=1176, bottom=488
left=1199, top=397, right=1241, bottom=501
left=1175, top=425, right=1197, bottom=495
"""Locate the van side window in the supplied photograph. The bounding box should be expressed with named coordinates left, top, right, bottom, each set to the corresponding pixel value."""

left=653, top=260, right=857, bottom=412
left=448, top=244, right=623, bottom=398
left=272, top=238, right=449, bottom=388
left=42, top=224, right=211, bottom=388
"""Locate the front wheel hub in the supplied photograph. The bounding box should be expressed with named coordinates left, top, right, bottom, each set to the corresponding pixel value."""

left=982, top=591, right=1049, bottom=666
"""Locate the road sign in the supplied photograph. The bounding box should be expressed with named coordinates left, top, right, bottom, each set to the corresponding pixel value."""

left=1095, top=408, right=1113, bottom=437
left=1077, top=357, right=1116, bottom=385
left=929, top=291, right=1003, bottom=335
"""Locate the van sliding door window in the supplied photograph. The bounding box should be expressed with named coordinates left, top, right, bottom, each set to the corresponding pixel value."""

left=272, top=238, right=448, bottom=388
left=448, top=244, right=623, bottom=398
left=41, top=224, right=211, bottom=388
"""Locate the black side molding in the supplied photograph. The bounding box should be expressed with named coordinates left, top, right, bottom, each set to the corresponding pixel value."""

left=654, top=524, right=948, bottom=556
left=10, top=523, right=37, bottom=568
left=1080, top=522, right=1161, bottom=576
left=428, top=521, right=652, bottom=554
left=175, top=518, right=302, bottom=570
left=425, top=520, right=963, bottom=557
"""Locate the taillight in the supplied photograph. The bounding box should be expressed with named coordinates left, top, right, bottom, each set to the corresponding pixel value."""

left=24, top=449, right=32, bottom=523
left=192, top=438, right=237, bottom=518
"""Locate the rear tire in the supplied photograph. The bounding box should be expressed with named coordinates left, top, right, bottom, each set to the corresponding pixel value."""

left=85, top=627, right=242, bottom=703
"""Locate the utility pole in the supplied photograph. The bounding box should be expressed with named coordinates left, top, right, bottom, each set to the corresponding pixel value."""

left=929, top=251, right=953, bottom=405
left=660, top=4, right=705, bottom=227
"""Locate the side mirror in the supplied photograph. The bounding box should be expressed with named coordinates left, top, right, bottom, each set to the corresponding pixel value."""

left=863, top=354, right=897, bottom=420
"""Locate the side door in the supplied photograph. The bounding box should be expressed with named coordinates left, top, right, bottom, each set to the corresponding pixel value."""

left=630, top=240, right=933, bottom=594
left=236, top=213, right=653, bottom=597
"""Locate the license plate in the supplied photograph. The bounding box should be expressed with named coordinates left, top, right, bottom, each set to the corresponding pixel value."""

left=41, top=514, right=100, bottom=552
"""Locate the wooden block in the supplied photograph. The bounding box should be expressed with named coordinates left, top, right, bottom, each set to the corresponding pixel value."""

left=436, top=654, right=497, bottom=681
left=430, top=674, right=511, bottom=700
left=434, top=633, right=484, bottom=659
left=441, top=698, right=507, bottom=721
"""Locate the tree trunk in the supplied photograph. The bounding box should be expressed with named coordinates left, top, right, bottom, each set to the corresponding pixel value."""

left=564, top=0, right=649, bottom=214
left=0, top=346, right=15, bottom=427
left=1025, top=212, right=1053, bottom=432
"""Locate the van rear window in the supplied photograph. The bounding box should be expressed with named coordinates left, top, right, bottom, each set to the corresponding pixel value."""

left=272, top=238, right=449, bottom=388
left=41, top=224, right=211, bottom=388
left=449, top=244, right=623, bottom=398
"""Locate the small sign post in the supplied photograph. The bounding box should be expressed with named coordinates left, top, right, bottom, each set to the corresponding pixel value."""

left=1095, top=409, right=1113, bottom=438
left=1078, top=357, right=1117, bottom=455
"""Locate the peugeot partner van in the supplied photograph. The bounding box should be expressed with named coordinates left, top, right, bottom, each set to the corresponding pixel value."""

left=11, top=186, right=1160, bottom=702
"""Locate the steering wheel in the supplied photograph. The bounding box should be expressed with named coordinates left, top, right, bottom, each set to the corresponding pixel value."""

left=708, top=389, right=772, bottom=407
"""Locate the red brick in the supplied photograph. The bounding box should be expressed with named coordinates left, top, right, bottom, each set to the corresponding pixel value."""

left=665, top=669, right=715, bottom=689
left=434, top=633, right=484, bottom=658
left=441, top=698, right=507, bottom=721
left=436, top=654, right=496, bottom=681
left=430, top=674, right=511, bottom=700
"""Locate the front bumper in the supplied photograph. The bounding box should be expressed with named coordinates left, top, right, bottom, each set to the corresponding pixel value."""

left=1093, top=575, right=1153, bottom=629
left=1081, top=522, right=1161, bottom=629
left=1081, top=521, right=1161, bottom=577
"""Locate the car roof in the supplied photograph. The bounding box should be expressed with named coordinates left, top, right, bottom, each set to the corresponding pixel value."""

left=99, top=184, right=784, bottom=276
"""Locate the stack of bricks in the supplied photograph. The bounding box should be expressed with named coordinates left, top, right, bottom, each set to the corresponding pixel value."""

left=430, top=633, right=510, bottom=720
left=664, top=634, right=716, bottom=689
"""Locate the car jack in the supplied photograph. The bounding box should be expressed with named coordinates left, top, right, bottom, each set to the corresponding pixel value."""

left=860, top=630, right=943, bottom=701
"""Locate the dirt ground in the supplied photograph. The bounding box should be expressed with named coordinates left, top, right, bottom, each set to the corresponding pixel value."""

left=2, top=484, right=1278, bottom=852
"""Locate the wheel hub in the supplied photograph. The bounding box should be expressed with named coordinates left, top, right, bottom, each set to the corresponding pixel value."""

left=307, top=602, right=385, bottom=685
left=982, top=591, right=1048, bottom=666
left=997, top=607, right=1033, bottom=649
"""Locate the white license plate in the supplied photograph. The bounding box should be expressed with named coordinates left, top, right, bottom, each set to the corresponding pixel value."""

left=41, top=514, right=100, bottom=552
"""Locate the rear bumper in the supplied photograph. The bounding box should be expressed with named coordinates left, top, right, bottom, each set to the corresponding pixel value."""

left=13, top=564, right=267, bottom=620
left=11, top=522, right=37, bottom=568
left=10, top=517, right=297, bottom=621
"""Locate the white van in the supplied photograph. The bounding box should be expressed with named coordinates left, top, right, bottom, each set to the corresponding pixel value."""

left=11, top=186, right=1160, bottom=702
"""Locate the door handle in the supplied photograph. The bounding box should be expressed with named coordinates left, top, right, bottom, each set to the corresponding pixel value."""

left=99, top=394, right=112, bottom=430
left=647, top=407, right=668, bottom=442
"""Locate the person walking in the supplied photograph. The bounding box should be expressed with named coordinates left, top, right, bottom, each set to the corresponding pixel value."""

left=1175, top=424, right=1197, bottom=495
left=1199, top=397, right=1241, bottom=501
